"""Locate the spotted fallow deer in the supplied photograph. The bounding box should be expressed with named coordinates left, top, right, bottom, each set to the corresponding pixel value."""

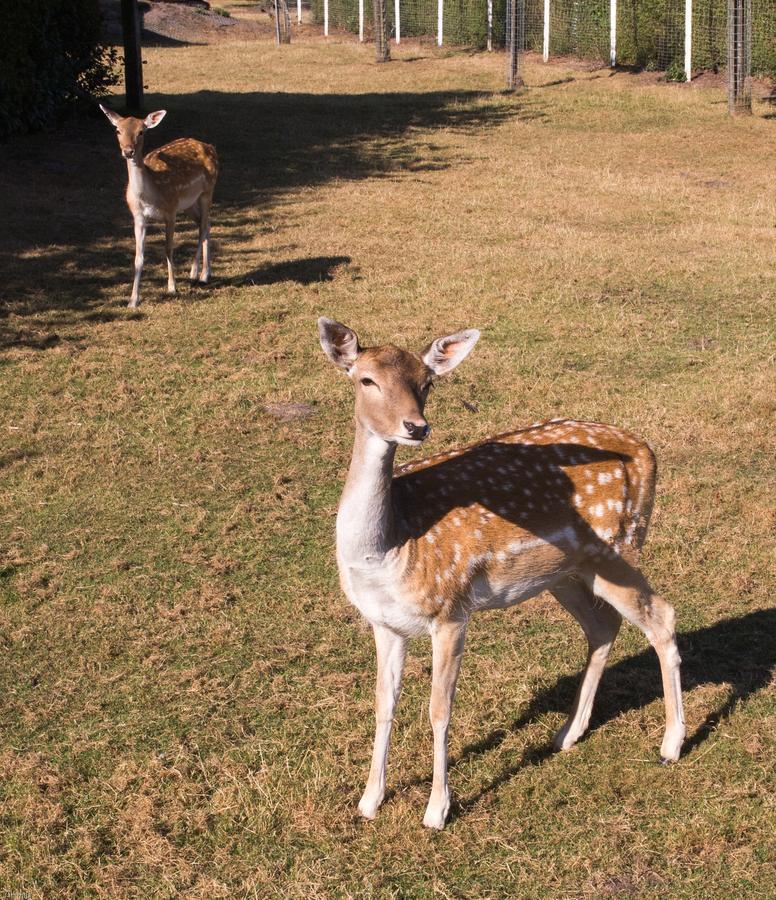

left=318, top=318, right=686, bottom=830
left=100, top=105, right=218, bottom=307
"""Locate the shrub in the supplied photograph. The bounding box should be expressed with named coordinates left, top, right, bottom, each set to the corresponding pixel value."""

left=0, top=0, right=119, bottom=139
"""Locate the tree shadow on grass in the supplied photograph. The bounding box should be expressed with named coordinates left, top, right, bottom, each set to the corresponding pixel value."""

left=396, top=608, right=775, bottom=819
left=0, top=88, right=542, bottom=348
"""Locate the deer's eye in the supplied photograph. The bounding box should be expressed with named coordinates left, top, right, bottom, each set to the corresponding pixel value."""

left=360, top=377, right=375, bottom=387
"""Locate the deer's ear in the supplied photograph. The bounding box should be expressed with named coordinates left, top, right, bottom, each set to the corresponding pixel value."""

left=422, top=329, right=480, bottom=377
left=144, top=109, right=167, bottom=129
left=99, top=103, right=122, bottom=127
left=318, top=317, right=360, bottom=371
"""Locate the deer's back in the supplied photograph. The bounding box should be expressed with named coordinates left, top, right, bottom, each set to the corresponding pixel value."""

left=391, top=419, right=657, bottom=619
left=143, top=138, right=218, bottom=198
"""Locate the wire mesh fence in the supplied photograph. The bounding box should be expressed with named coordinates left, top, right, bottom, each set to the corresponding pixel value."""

left=310, top=0, right=498, bottom=45
left=548, top=0, right=610, bottom=61
left=307, top=0, right=774, bottom=111
left=751, top=0, right=776, bottom=76
left=728, top=0, right=752, bottom=110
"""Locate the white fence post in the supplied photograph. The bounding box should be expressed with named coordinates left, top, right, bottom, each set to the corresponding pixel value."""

left=297, top=0, right=301, bottom=24
left=324, top=0, right=329, bottom=36
left=359, top=0, right=364, bottom=40
left=610, top=0, right=617, bottom=66
left=684, top=0, right=692, bottom=80
left=438, top=0, right=443, bottom=46
left=543, top=0, right=550, bottom=61
left=395, top=0, right=401, bottom=42
left=487, top=0, right=493, bottom=50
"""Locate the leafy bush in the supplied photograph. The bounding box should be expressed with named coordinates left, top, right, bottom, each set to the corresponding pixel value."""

left=0, top=0, right=119, bottom=139
left=665, top=59, right=687, bottom=81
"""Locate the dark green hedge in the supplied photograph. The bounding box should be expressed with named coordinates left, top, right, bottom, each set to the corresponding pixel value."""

left=0, top=0, right=119, bottom=139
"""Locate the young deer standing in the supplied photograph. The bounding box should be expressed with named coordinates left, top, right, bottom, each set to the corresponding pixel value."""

left=100, top=105, right=218, bottom=307
left=318, top=318, right=685, bottom=830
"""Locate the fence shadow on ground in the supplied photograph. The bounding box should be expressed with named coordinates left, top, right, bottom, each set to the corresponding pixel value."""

left=0, top=88, right=541, bottom=349
left=394, top=608, right=775, bottom=818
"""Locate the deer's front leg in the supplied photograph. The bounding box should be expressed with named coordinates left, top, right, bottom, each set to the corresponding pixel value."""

left=129, top=216, right=146, bottom=308
left=358, top=624, right=406, bottom=820
left=424, top=619, right=467, bottom=830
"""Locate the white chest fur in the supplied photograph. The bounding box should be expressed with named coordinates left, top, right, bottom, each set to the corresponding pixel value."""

left=128, top=165, right=204, bottom=221
left=338, top=553, right=432, bottom=636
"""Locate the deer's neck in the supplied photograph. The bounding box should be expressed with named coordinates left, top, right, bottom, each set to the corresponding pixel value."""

left=126, top=156, right=150, bottom=197
left=337, top=426, right=398, bottom=566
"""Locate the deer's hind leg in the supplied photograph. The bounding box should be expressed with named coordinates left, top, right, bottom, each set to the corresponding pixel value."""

left=186, top=198, right=204, bottom=283
left=551, top=577, right=622, bottom=751
left=582, top=556, right=686, bottom=762
left=164, top=215, right=177, bottom=294
left=193, top=190, right=213, bottom=284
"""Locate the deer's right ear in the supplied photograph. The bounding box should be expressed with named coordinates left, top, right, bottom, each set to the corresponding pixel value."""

left=99, top=104, right=122, bottom=127
left=144, top=110, right=167, bottom=129
left=318, top=317, right=360, bottom=371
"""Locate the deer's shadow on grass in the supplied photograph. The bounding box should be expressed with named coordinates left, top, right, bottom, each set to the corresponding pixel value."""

left=226, top=255, right=352, bottom=287
left=396, top=609, right=775, bottom=818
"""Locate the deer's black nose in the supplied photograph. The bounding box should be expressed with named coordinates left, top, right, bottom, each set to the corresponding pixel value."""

left=404, top=421, right=430, bottom=440
left=122, top=149, right=135, bottom=159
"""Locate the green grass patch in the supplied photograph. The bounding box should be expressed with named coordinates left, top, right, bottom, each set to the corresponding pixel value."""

left=0, top=30, right=773, bottom=898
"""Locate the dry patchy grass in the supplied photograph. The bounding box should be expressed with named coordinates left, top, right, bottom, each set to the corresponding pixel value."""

left=0, top=26, right=774, bottom=898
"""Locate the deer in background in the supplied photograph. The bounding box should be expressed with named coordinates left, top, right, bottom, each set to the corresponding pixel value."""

left=100, top=105, right=218, bottom=308
left=318, top=318, right=685, bottom=830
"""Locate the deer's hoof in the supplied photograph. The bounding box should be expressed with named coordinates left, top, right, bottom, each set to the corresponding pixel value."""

left=357, top=795, right=382, bottom=820
left=422, top=795, right=450, bottom=830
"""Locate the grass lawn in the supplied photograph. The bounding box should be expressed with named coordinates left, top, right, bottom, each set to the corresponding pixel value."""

left=0, top=22, right=774, bottom=897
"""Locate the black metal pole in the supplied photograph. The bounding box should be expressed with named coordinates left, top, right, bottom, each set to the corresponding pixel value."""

left=121, top=0, right=143, bottom=111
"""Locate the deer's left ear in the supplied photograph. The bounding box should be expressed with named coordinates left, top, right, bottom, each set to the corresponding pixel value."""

left=422, top=329, right=480, bottom=376
left=144, top=110, right=167, bottom=129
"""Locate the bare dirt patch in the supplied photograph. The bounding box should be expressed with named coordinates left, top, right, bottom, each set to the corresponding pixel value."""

left=100, top=0, right=274, bottom=44
left=145, top=1, right=269, bottom=43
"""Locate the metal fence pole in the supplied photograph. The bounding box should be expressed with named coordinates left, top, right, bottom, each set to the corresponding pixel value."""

left=506, top=0, right=525, bottom=90
left=374, top=0, right=391, bottom=60
left=684, top=0, right=693, bottom=80
left=610, top=0, right=617, bottom=66
left=728, top=0, right=752, bottom=113
left=488, top=0, right=493, bottom=51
